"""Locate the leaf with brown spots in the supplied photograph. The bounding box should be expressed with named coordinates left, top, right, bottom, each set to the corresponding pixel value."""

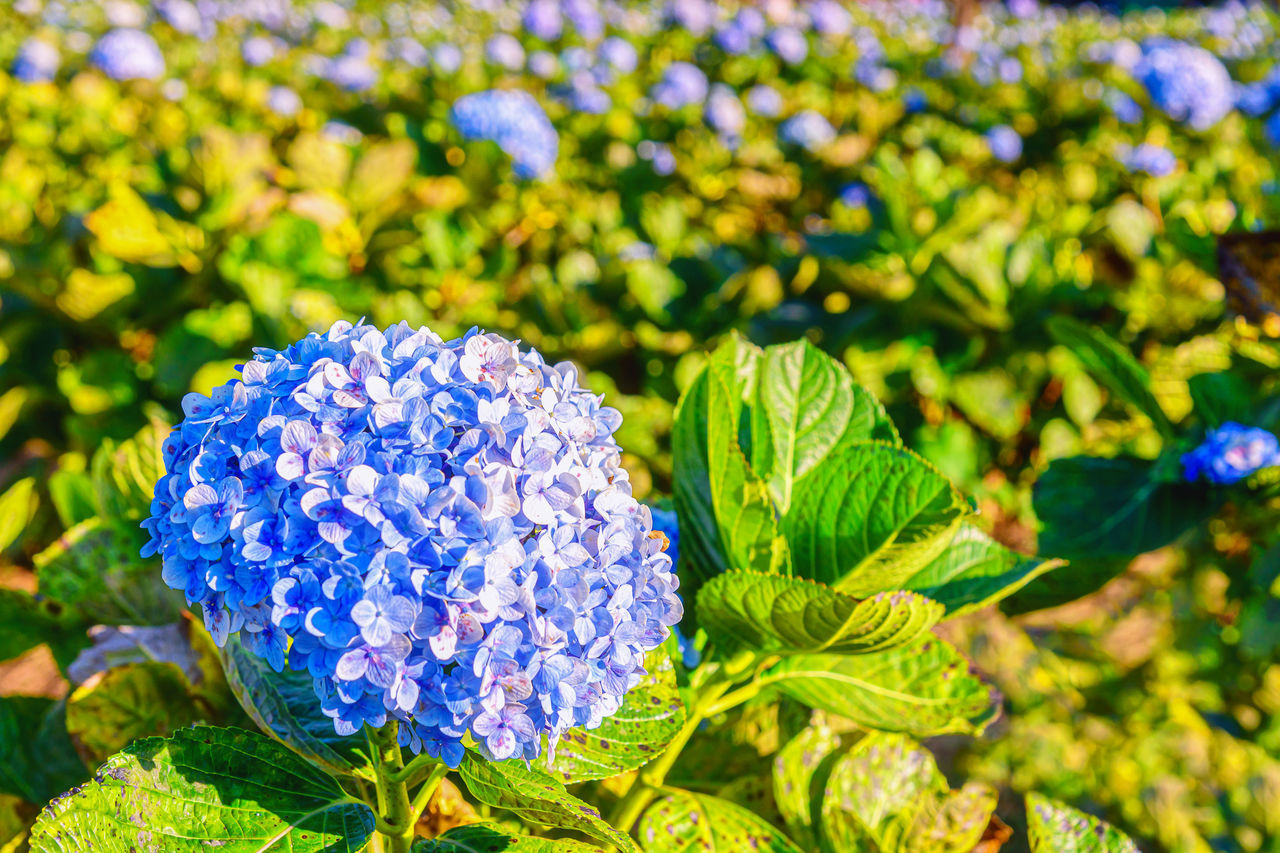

left=637, top=788, right=803, bottom=852
left=412, top=823, right=600, bottom=851
left=1026, top=794, right=1140, bottom=853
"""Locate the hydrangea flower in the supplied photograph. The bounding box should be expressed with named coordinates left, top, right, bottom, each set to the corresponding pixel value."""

left=746, top=84, right=783, bottom=118
left=485, top=33, right=526, bottom=72
left=157, top=0, right=203, bottom=35
left=838, top=182, right=873, bottom=208
left=651, top=62, right=708, bottom=110
left=90, top=29, right=165, bottom=81
left=13, top=38, right=59, bottom=83
left=779, top=110, right=836, bottom=151
left=563, top=0, right=603, bottom=41
left=808, top=0, right=852, bottom=37
left=523, top=0, right=563, bottom=41
left=242, top=35, right=278, bottom=68
left=714, top=9, right=764, bottom=56
left=143, top=321, right=683, bottom=764
left=598, top=37, right=637, bottom=74
left=704, top=83, right=745, bottom=143
left=1267, top=112, right=1280, bottom=148
left=451, top=89, right=559, bottom=180
left=986, top=124, right=1022, bottom=162
left=1116, top=143, right=1176, bottom=177
left=1134, top=40, right=1233, bottom=131
left=1106, top=90, right=1143, bottom=124
left=766, top=27, right=808, bottom=66
left=1182, top=422, right=1280, bottom=485
left=637, top=140, right=676, bottom=176
left=267, top=85, right=302, bottom=117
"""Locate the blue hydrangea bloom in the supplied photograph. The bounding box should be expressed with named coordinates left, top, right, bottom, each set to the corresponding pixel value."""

left=1182, top=422, right=1280, bottom=485
left=1106, top=90, right=1143, bottom=124
left=451, top=89, right=559, bottom=180
left=90, top=29, right=165, bottom=81
left=1235, top=82, right=1273, bottom=117
left=704, top=83, right=745, bottom=142
left=766, top=27, right=808, bottom=66
left=986, top=125, right=1022, bottom=162
left=1116, top=143, right=1176, bottom=177
left=808, top=0, right=852, bottom=37
left=563, top=0, right=604, bottom=41
left=638, top=140, right=676, bottom=176
left=486, top=33, right=526, bottom=72
left=242, top=35, right=278, bottom=68
left=746, top=84, right=783, bottom=118
left=1134, top=40, right=1233, bottom=131
left=903, top=88, right=927, bottom=113
left=1267, top=112, right=1280, bottom=148
left=651, top=62, right=708, bottom=110
left=433, top=43, right=463, bottom=75
left=325, top=52, right=377, bottom=93
left=838, top=182, right=873, bottom=208
left=157, top=0, right=203, bottom=35
left=142, top=321, right=683, bottom=764
left=779, top=110, right=836, bottom=151
left=267, top=85, right=302, bottom=118
left=667, top=0, right=713, bottom=37
left=714, top=9, right=764, bottom=56
left=13, top=38, right=59, bottom=83
left=523, top=0, right=563, bottom=41
left=598, top=37, right=637, bottom=74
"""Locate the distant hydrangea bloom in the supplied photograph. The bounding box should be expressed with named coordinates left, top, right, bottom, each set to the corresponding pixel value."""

left=667, top=0, right=713, bottom=37
left=1236, top=82, right=1273, bottom=117
left=714, top=9, right=764, bottom=55
left=838, top=182, right=873, bottom=208
left=766, top=27, right=808, bottom=66
left=638, top=140, right=676, bottom=175
left=390, top=38, right=429, bottom=69
left=1182, top=422, right=1280, bottom=485
left=855, top=60, right=897, bottom=93
left=704, top=83, right=745, bottom=141
left=1266, top=112, right=1280, bottom=148
left=903, top=87, right=927, bottom=113
left=528, top=50, right=559, bottom=79
left=325, top=53, right=377, bottom=92
left=563, top=0, right=603, bottom=41
left=433, top=43, right=463, bottom=75
left=523, top=0, right=562, bottom=41
left=808, top=0, right=852, bottom=37
left=142, top=321, right=683, bottom=764
left=1116, top=143, right=1175, bottom=177
left=13, top=38, right=59, bottom=83
left=242, top=35, right=278, bottom=67
left=746, top=84, right=783, bottom=118
left=986, top=124, right=1022, bottom=162
left=267, top=85, right=302, bottom=117
left=651, top=62, right=707, bottom=110
left=322, top=121, right=363, bottom=145
left=779, top=110, right=836, bottom=151
left=451, top=89, right=559, bottom=179
left=157, top=0, right=202, bottom=34
left=90, top=29, right=165, bottom=81
left=598, top=37, right=636, bottom=74
left=1134, top=40, right=1233, bottom=131
left=485, top=33, right=525, bottom=71
left=1106, top=90, right=1143, bottom=124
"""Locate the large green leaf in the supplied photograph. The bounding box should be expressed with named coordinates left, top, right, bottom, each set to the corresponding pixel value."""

left=1046, top=317, right=1173, bottom=439
left=28, top=726, right=374, bottom=852
left=413, top=824, right=600, bottom=852
left=761, top=639, right=997, bottom=737
left=699, top=571, right=941, bottom=656
left=89, top=418, right=168, bottom=522
left=0, top=477, right=37, bottom=553
left=537, top=649, right=684, bottom=783
left=783, top=442, right=969, bottom=595
left=0, top=697, right=87, bottom=805
left=0, top=589, right=89, bottom=670
left=65, top=661, right=210, bottom=765
left=750, top=339, right=898, bottom=513
left=457, top=755, right=637, bottom=852
left=901, top=525, right=1063, bottom=618
left=1187, top=372, right=1251, bottom=428
left=638, top=789, right=804, bottom=853
left=220, top=634, right=374, bottom=779
left=1026, top=794, right=1140, bottom=853
left=773, top=725, right=844, bottom=850
left=820, top=733, right=995, bottom=853
left=34, top=518, right=183, bottom=627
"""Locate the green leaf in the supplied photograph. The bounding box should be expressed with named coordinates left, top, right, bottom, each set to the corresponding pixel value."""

left=219, top=634, right=374, bottom=779
left=0, top=697, right=87, bottom=804
left=762, top=639, right=997, bottom=737
left=637, top=789, right=804, bottom=853
left=1046, top=317, right=1173, bottom=439
left=699, top=571, right=941, bottom=656
left=1037, top=455, right=1218, bottom=559
left=0, top=477, right=37, bottom=553
left=1026, top=793, right=1140, bottom=853
left=28, top=726, right=374, bottom=853
left=65, top=662, right=209, bottom=765
left=413, top=824, right=600, bottom=852
left=901, top=525, right=1063, bottom=618
left=457, top=754, right=637, bottom=851
left=47, top=469, right=98, bottom=529
left=1187, top=372, right=1251, bottom=428
left=820, top=732, right=946, bottom=852
left=783, top=442, right=969, bottom=595
left=750, top=339, right=898, bottom=513
left=35, top=518, right=184, bottom=626
left=902, top=783, right=999, bottom=853
left=537, top=649, right=685, bottom=783
left=89, top=418, right=168, bottom=522
left=773, top=725, right=844, bottom=850
left=0, top=589, right=89, bottom=670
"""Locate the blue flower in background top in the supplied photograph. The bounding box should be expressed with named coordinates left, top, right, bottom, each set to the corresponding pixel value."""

left=523, top=0, right=563, bottom=41
left=651, top=62, right=708, bottom=110
left=157, top=0, right=203, bottom=35
left=1106, top=90, right=1143, bottom=124
left=142, top=321, right=683, bottom=764
left=90, top=29, right=165, bottom=81
left=485, top=33, right=526, bottom=72
left=808, top=0, right=852, bottom=37
left=13, top=38, right=58, bottom=83
left=766, top=27, right=808, bottom=66
left=598, top=37, right=637, bottom=74
left=1182, top=422, right=1280, bottom=485
left=746, top=84, right=783, bottom=118
left=838, top=182, right=874, bottom=208
left=1116, top=143, right=1176, bottom=177
left=986, top=124, right=1022, bottom=162
left=564, top=0, right=603, bottom=41
left=1134, top=40, right=1233, bottom=131
left=780, top=110, right=836, bottom=151
left=704, top=83, right=745, bottom=143
left=451, top=89, right=559, bottom=179
left=242, top=35, right=279, bottom=67
left=1266, top=112, right=1280, bottom=148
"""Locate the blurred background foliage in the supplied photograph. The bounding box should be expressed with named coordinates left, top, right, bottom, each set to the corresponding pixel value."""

left=0, top=0, right=1279, bottom=851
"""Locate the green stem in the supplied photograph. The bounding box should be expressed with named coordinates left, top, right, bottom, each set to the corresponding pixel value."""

left=409, top=763, right=452, bottom=819
left=371, top=722, right=416, bottom=853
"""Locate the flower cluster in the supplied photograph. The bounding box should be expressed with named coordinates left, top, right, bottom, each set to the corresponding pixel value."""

left=986, top=125, right=1023, bottom=162
left=779, top=110, right=836, bottom=151
left=1115, top=143, right=1176, bottom=177
left=13, top=38, right=58, bottom=83
left=450, top=90, right=559, bottom=180
left=142, top=321, right=683, bottom=765
left=1135, top=40, right=1233, bottom=131
left=90, top=29, right=165, bottom=81
left=1182, top=422, right=1280, bottom=485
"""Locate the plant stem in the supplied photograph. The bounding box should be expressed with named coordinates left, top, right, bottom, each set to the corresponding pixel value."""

left=371, top=721, right=416, bottom=853
left=409, top=763, right=452, bottom=819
